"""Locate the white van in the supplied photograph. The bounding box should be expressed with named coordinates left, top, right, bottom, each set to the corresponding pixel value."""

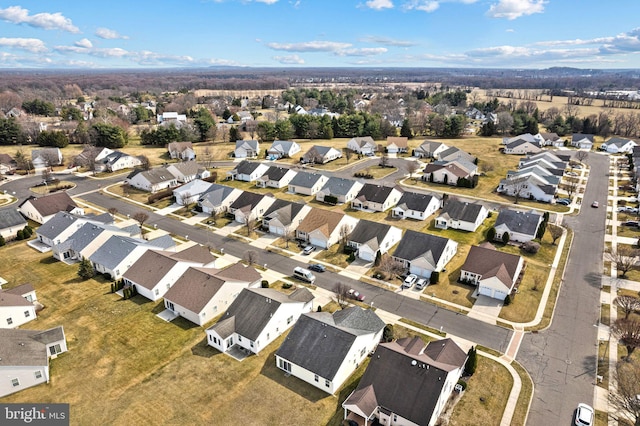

left=293, top=266, right=316, bottom=284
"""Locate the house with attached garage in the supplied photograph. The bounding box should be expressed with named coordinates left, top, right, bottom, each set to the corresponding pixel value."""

left=0, top=153, right=17, bottom=174
left=296, top=208, right=359, bottom=249
left=227, top=160, right=270, bottom=182
left=571, top=133, right=595, bottom=150
left=301, top=145, right=343, bottom=164
left=503, top=138, right=542, bottom=155
left=422, top=160, right=478, bottom=186
left=34, top=211, right=113, bottom=250
left=31, top=147, right=63, bottom=170
left=600, top=137, right=638, bottom=154
left=0, top=284, right=38, bottom=329
left=123, top=245, right=217, bottom=302
left=316, top=177, right=364, bottom=205
left=52, top=221, right=140, bottom=263
left=255, top=165, right=297, bottom=189
left=351, top=184, right=404, bottom=212
left=347, top=136, right=377, bottom=155
left=414, top=140, right=449, bottom=159
left=347, top=220, right=403, bottom=262
left=197, top=184, right=243, bottom=215
left=386, top=136, right=409, bottom=154
left=205, top=287, right=314, bottom=356
left=167, top=141, right=196, bottom=161
left=287, top=171, right=329, bottom=196
left=0, top=326, right=67, bottom=398
left=98, top=150, right=143, bottom=172
left=261, top=200, right=311, bottom=236
left=125, top=168, right=178, bottom=193
left=234, top=140, right=260, bottom=159
left=342, top=336, right=468, bottom=426
left=493, top=209, right=543, bottom=243
left=435, top=146, right=476, bottom=164
left=392, top=192, right=441, bottom=221
left=163, top=263, right=262, bottom=326
left=502, top=133, right=544, bottom=146
left=266, top=140, right=301, bottom=159
left=173, top=179, right=213, bottom=206
left=461, top=244, right=524, bottom=300
left=275, top=307, right=385, bottom=395
left=497, top=174, right=556, bottom=204
left=392, top=230, right=458, bottom=279
left=18, top=191, right=84, bottom=225
left=228, top=191, right=275, bottom=224
left=164, top=160, right=210, bottom=183
left=0, top=208, right=27, bottom=241
left=540, top=132, right=565, bottom=147
left=435, top=198, right=489, bottom=232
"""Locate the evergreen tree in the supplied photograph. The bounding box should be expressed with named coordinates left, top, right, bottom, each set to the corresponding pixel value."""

left=465, top=346, right=478, bottom=375
left=78, top=258, right=95, bottom=280
left=400, top=118, right=413, bottom=138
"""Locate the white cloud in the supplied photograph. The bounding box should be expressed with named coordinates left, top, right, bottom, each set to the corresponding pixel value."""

left=266, top=41, right=351, bottom=52
left=487, top=0, right=546, bottom=20
left=337, top=47, right=388, bottom=56
left=0, top=6, right=79, bottom=33
left=75, top=38, right=93, bottom=48
left=404, top=0, right=439, bottom=12
left=255, top=0, right=279, bottom=3
left=0, top=37, right=47, bottom=53
left=366, top=0, right=394, bottom=10
left=360, top=36, right=416, bottom=47
left=95, top=28, right=129, bottom=40
left=273, top=55, right=305, bottom=64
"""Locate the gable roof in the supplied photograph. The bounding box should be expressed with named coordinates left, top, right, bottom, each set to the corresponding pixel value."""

left=417, top=140, right=446, bottom=153
left=437, top=146, right=476, bottom=163
left=355, top=184, right=402, bottom=204
left=395, top=192, right=440, bottom=212
left=296, top=208, right=346, bottom=237
left=165, top=160, right=202, bottom=178
left=229, top=191, right=269, bottom=213
left=260, top=165, right=292, bottom=182
left=276, top=307, right=384, bottom=380
left=235, top=140, right=259, bottom=150
left=572, top=133, right=595, bottom=143
left=462, top=245, right=522, bottom=289
left=37, top=212, right=84, bottom=239
left=386, top=137, right=408, bottom=148
left=439, top=198, right=486, bottom=223
left=0, top=153, right=16, bottom=165
left=127, top=168, right=176, bottom=185
left=604, top=137, right=636, bottom=148
left=207, top=287, right=313, bottom=340
left=0, top=326, right=65, bottom=367
left=505, top=138, right=540, bottom=149
left=320, top=177, right=361, bottom=196
left=0, top=208, right=27, bottom=230
left=19, top=192, right=78, bottom=218
left=423, top=162, right=472, bottom=178
left=350, top=136, right=375, bottom=148
left=167, top=141, right=193, bottom=153
left=233, top=160, right=265, bottom=175
left=268, top=140, right=298, bottom=153
left=288, top=171, right=326, bottom=188
left=198, top=183, right=238, bottom=206
left=0, top=285, right=34, bottom=307
left=393, top=230, right=452, bottom=268
left=348, top=220, right=393, bottom=251
left=263, top=200, right=306, bottom=226
left=494, top=209, right=542, bottom=236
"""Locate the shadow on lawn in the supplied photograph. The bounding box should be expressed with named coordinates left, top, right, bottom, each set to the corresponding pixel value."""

left=190, top=337, right=221, bottom=359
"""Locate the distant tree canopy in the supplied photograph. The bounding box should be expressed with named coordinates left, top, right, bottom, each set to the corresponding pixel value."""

left=90, top=123, right=128, bottom=148
left=60, top=106, right=83, bottom=122
left=22, top=99, right=55, bottom=116
left=193, top=108, right=215, bottom=141
left=37, top=130, right=69, bottom=148
left=0, top=117, right=26, bottom=145
left=140, top=124, right=195, bottom=145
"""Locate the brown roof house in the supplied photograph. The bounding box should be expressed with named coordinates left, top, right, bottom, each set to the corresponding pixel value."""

left=342, top=336, right=467, bottom=426
left=0, top=283, right=38, bottom=329
left=295, top=208, right=359, bottom=249
left=167, top=141, right=196, bottom=161
left=18, top=192, right=84, bottom=224
left=386, top=136, right=409, bottom=154
left=460, top=245, right=525, bottom=300
left=163, top=262, right=262, bottom=326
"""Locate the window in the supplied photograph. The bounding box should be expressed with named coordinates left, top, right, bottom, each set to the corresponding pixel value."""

left=325, top=379, right=330, bottom=388
left=34, top=371, right=42, bottom=380
left=24, top=311, right=30, bottom=318
left=287, top=316, right=293, bottom=325
left=11, top=378, right=19, bottom=387
left=6, top=318, right=13, bottom=325
left=238, top=336, right=242, bottom=342
left=250, top=341, right=254, bottom=348
left=279, top=359, right=292, bottom=373
left=49, top=344, right=62, bottom=356
left=208, top=335, right=212, bottom=342
left=154, top=289, right=159, bottom=296
left=314, top=375, right=319, bottom=382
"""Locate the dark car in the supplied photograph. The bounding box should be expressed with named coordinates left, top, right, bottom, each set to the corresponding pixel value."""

left=622, top=221, right=639, bottom=227
left=308, top=264, right=326, bottom=273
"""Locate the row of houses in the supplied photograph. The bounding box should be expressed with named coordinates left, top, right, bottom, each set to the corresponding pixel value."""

left=500, top=132, right=638, bottom=154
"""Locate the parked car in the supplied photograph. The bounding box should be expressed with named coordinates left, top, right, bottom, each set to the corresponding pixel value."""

left=574, top=403, right=594, bottom=426
left=557, top=198, right=570, bottom=206
left=347, top=289, right=365, bottom=301
left=415, top=278, right=427, bottom=290
left=308, top=263, right=325, bottom=273
left=566, top=171, right=578, bottom=177
left=403, top=274, right=418, bottom=289
left=591, top=201, right=599, bottom=208
left=302, top=245, right=316, bottom=255
left=622, top=221, right=639, bottom=227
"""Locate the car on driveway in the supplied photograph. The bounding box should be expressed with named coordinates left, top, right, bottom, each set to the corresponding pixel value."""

left=591, top=201, right=599, bottom=208
left=557, top=198, right=571, bottom=206
left=308, top=263, right=325, bottom=273
left=415, top=278, right=427, bottom=290
left=574, top=403, right=594, bottom=426
left=302, top=245, right=316, bottom=255
left=566, top=171, right=578, bottom=177
left=347, top=289, right=365, bottom=301
left=622, top=221, right=640, bottom=227
left=403, top=274, right=417, bottom=289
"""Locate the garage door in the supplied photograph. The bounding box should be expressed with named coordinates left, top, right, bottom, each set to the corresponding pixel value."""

left=494, top=290, right=508, bottom=300
left=478, top=286, right=493, bottom=297
left=310, top=236, right=326, bottom=249
left=410, top=266, right=432, bottom=279
left=269, top=225, right=284, bottom=236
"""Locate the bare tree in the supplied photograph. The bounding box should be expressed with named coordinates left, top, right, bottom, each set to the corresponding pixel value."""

left=548, top=224, right=563, bottom=245
left=244, top=250, right=258, bottom=266
left=406, top=160, right=421, bottom=182
left=201, top=146, right=213, bottom=169
left=333, top=282, right=350, bottom=309
left=379, top=153, right=390, bottom=168
left=122, top=183, right=132, bottom=197
left=244, top=213, right=257, bottom=237
left=282, top=225, right=294, bottom=249
left=339, top=223, right=351, bottom=245
left=502, top=176, right=528, bottom=204
left=610, top=360, right=640, bottom=425
left=605, top=245, right=640, bottom=278
left=132, top=212, right=149, bottom=231
left=138, top=155, right=151, bottom=171
left=612, top=318, right=640, bottom=360
left=562, top=177, right=579, bottom=198
left=615, top=296, right=640, bottom=320
left=378, top=255, right=405, bottom=280
left=107, top=207, right=118, bottom=218
left=575, top=150, right=588, bottom=163
left=343, top=148, right=353, bottom=164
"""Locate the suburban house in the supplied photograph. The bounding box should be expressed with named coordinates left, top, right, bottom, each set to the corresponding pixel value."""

left=256, top=165, right=297, bottom=189
left=267, top=140, right=301, bottom=159
left=0, top=209, right=27, bottom=241
left=31, top=147, right=63, bottom=170
left=422, top=160, right=478, bottom=186
left=234, top=140, right=260, bottom=159
left=0, top=326, right=67, bottom=397
left=460, top=244, right=525, bottom=300
left=301, top=145, right=343, bottom=164
left=173, top=179, right=214, bottom=206
left=227, top=160, right=270, bottom=182
left=392, top=230, right=458, bottom=279
left=18, top=192, right=84, bottom=224
left=494, top=209, right=543, bottom=243
left=540, top=132, right=565, bottom=147
left=600, top=137, right=638, bottom=154
left=157, top=111, right=186, bottom=125
left=502, top=133, right=544, bottom=146
left=296, top=208, right=359, bottom=249
left=163, top=263, right=262, bottom=326
left=167, top=141, right=196, bottom=161
left=261, top=200, right=311, bottom=236
left=392, top=192, right=441, bottom=221
left=0, top=284, right=38, bottom=329
left=0, top=153, right=16, bottom=174
left=503, top=139, right=542, bottom=155
left=352, top=184, right=404, bottom=212
left=99, top=151, right=143, bottom=172
left=51, top=221, right=140, bottom=263
left=435, top=146, right=476, bottom=164
left=89, top=234, right=175, bottom=280
left=35, top=211, right=113, bottom=249
left=347, top=220, right=403, bottom=262
left=164, top=161, right=210, bottom=183
left=518, top=151, right=569, bottom=170
left=228, top=192, right=275, bottom=223
left=73, top=146, right=113, bottom=170
left=435, top=198, right=489, bottom=232
left=197, top=184, right=243, bottom=215
left=275, top=307, right=385, bottom=394
left=347, top=136, right=377, bottom=155
left=571, top=133, right=595, bottom=150
left=497, top=175, right=556, bottom=203
left=205, top=287, right=314, bottom=356
left=386, top=137, right=409, bottom=154
left=287, top=171, right=329, bottom=196
left=316, top=177, right=364, bottom=205
left=342, top=337, right=468, bottom=426
left=123, top=245, right=217, bottom=302
left=414, top=140, right=449, bottom=159
left=125, top=168, right=178, bottom=193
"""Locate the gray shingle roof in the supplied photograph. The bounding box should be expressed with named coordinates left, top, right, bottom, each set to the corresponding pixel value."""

left=198, top=183, right=238, bottom=206
left=395, top=192, right=440, bottom=212
left=235, top=140, right=259, bottom=150
left=355, top=184, right=402, bottom=204
left=439, top=198, right=486, bottom=223
left=392, top=230, right=451, bottom=267
left=229, top=191, right=268, bottom=212
left=276, top=307, right=384, bottom=380
left=495, top=209, right=542, bottom=237
left=0, top=208, right=27, bottom=231
left=55, top=222, right=109, bottom=253
left=348, top=220, right=392, bottom=251
left=0, top=326, right=64, bottom=367
left=437, top=147, right=476, bottom=163
left=320, top=177, right=360, bottom=196
left=288, top=171, right=325, bottom=188
left=126, top=168, right=175, bottom=185
left=89, top=236, right=141, bottom=270
left=263, top=200, right=305, bottom=227
left=233, top=160, right=264, bottom=175
left=260, top=165, right=291, bottom=182
left=19, top=192, right=78, bottom=218
left=37, top=212, right=82, bottom=240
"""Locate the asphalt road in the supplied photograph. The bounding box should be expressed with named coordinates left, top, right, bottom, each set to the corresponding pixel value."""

left=517, top=152, right=608, bottom=425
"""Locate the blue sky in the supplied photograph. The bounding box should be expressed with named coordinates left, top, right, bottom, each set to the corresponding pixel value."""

left=1, top=1, right=640, bottom=69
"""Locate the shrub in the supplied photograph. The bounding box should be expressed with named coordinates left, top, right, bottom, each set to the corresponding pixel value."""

left=0, top=235, right=5, bottom=246
left=430, top=271, right=440, bottom=284
left=501, top=232, right=510, bottom=244
left=347, top=252, right=356, bottom=262
left=456, top=379, right=468, bottom=391
left=503, top=294, right=512, bottom=306
left=282, top=282, right=292, bottom=289
left=324, top=195, right=338, bottom=205
left=486, top=227, right=496, bottom=241
left=521, top=241, right=540, bottom=254
left=382, top=324, right=395, bottom=342
left=15, top=229, right=24, bottom=240
left=261, top=280, right=269, bottom=288
left=464, top=347, right=478, bottom=376
left=343, top=245, right=356, bottom=254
